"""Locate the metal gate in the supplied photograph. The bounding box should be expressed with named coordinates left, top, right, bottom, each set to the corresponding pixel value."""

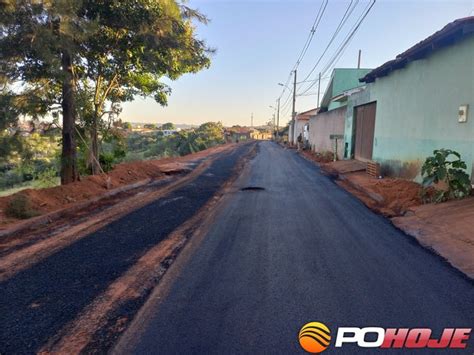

left=354, top=102, right=376, bottom=161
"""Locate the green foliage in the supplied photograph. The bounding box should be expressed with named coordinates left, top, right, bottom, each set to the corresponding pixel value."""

left=125, top=122, right=224, bottom=160
left=0, top=170, right=23, bottom=189
left=99, top=152, right=116, bottom=173
left=0, top=132, right=60, bottom=190
left=33, top=168, right=59, bottom=188
left=161, top=122, right=176, bottom=130
left=421, top=149, right=472, bottom=202
left=5, top=194, right=39, bottom=219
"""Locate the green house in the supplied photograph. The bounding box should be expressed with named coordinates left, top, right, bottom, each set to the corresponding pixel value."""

left=344, top=17, right=474, bottom=182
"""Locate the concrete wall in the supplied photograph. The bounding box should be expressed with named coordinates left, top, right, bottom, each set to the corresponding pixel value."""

left=309, top=106, right=346, bottom=159
left=345, top=35, right=474, bottom=181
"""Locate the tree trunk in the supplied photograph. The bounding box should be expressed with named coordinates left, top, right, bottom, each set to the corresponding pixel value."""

left=60, top=50, right=79, bottom=184
left=90, top=111, right=101, bottom=175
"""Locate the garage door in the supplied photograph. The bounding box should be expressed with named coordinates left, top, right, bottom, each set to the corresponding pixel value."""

left=354, top=102, right=376, bottom=161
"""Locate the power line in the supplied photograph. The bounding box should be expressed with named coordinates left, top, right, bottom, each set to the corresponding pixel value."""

left=277, top=0, right=328, bottom=101
left=320, top=0, right=376, bottom=76
left=298, top=0, right=359, bottom=87
left=298, top=0, right=376, bottom=96
left=294, top=0, right=328, bottom=68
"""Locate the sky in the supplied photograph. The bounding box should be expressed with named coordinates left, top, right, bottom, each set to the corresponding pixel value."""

left=121, top=0, right=473, bottom=127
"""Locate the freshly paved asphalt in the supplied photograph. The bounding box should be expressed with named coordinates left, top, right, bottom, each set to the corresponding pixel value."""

left=123, top=141, right=474, bottom=354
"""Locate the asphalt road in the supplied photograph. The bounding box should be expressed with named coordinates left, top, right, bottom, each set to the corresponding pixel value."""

left=121, top=141, right=474, bottom=354
left=0, top=143, right=253, bottom=354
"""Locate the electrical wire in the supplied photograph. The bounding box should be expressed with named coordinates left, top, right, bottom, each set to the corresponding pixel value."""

left=298, top=0, right=376, bottom=96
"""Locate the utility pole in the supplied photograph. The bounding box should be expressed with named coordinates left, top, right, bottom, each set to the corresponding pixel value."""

left=317, top=72, right=321, bottom=108
left=272, top=113, right=275, bottom=137
left=357, top=49, right=362, bottom=69
left=291, top=69, right=297, bottom=121
left=276, top=97, right=280, bottom=138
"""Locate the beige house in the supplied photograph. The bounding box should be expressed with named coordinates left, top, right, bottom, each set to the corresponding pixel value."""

left=292, top=108, right=319, bottom=145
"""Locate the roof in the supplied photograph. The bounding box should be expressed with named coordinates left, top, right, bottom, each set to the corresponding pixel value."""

left=360, top=17, right=474, bottom=83
left=296, top=108, right=319, bottom=120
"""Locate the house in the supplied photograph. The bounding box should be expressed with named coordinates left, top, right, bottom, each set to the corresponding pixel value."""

left=308, top=68, right=371, bottom=158
left=225, top=127, right=252, bottom=143
left=250, top=129, right=272, bottom=140
left=344, top=17, right=474, bottom=182
left=291, top=108, right=319, bottom=146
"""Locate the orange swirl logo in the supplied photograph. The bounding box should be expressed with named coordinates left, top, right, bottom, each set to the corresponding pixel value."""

left=299, top=322, right=331, bottom=353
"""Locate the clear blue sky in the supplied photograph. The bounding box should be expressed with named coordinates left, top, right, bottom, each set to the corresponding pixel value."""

left=121, top=0, right=473, bottom=127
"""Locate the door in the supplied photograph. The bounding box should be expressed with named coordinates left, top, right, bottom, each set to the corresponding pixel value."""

left=354, top=102, right=376, bottom=161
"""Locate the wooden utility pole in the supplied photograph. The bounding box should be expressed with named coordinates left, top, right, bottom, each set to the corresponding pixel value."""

left=291, top=69, right=297, bottom=121
left=317, top=72, right=321, bottom=108
left=276, top=97, right=280, bottom=138
left=358, top=49, right=362, bottom=69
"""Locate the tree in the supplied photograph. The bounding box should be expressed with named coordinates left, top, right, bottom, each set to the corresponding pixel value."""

left=78, top=1, right=211, bottom=174
left=122, top=122, right=132, bottom=131
left=1, top=1, right=92, bottom=183
left=161, top=122, right=176, bottom=130
left=1, top=0, right=211, bottom=182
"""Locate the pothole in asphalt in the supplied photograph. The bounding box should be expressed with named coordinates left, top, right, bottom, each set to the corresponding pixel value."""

left=240, top=186, right=266, bottom=191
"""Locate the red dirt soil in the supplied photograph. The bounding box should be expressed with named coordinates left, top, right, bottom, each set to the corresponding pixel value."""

left=337, top=172, right=423, bottom=217
left=0, top=144, right=233, bottom=225
left=300, top=150, right=335, bottom=164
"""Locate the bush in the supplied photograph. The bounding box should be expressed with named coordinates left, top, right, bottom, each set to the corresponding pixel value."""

left=5, top=194, right=39, bottom=219
left=421, top=149, right=472, bottom=203
left=33, top=167, right=59, bottom=188
left=99, top=152, right=116, bottom=172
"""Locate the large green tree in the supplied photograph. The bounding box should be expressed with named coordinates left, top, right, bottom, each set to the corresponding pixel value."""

left=0, top=0, right=211, bottom=182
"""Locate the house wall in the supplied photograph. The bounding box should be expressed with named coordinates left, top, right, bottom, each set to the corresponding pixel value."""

left=345, top=35, right=474, bottom=181
left=324, top=68, right=371, bottom=111
left=294, top=119, right=308, bottom=143
left=309, top=106, right=346, bottom=159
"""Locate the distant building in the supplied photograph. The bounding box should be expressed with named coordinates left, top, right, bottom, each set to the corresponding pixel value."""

left=162, top=129, right=177, bottom=136
left=225, top=127, right=252, bottom=143
left=250, top=129, right=272, bottom=140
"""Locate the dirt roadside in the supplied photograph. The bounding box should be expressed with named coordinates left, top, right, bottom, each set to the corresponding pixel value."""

left=298, top=150, right=474, bottom=280
left=0, top=144, right=235, bottom=229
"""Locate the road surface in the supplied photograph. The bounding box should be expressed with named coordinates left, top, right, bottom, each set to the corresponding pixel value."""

left=118, top=141, right=474, bottom=354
